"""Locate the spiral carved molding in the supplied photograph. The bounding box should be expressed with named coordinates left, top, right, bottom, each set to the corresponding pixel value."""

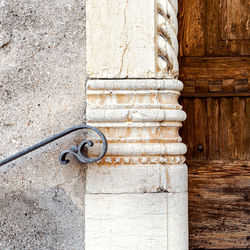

left=157, top=0, right=179, bottom=78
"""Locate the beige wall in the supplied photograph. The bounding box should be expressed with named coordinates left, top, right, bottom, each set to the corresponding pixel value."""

left=0, top=0, right=86, bottom=248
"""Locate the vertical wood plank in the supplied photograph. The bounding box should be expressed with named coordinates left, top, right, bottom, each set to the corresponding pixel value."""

left=243, top=98, right=250, bottom=160
left=228, top=98, right=236, bottom=159
left=206, top=0, right=250, bottom=55
left=220, top=0, right=250, bottom=40
left=219, top=98, right=229, bottom=159
left=182, top=97, right=250, bottom=160
left=207, top=98, right=220, bottom=159
left=205, top=0, right=220, bottom=55
left=231, top=98, right=244, bottom=159
left=178, top=0, right=206, bottom=57
left=194, top=98, right=207, bottom=160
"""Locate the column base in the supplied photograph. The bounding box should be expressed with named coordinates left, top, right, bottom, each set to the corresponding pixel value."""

left=85, top=164, right=188, bottom=250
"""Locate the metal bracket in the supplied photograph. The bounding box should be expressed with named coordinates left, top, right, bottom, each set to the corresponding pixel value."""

left=0, top=125, right=107, bottom=167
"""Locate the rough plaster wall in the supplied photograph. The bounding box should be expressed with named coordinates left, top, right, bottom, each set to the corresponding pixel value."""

left=0, top=0, right=86, bottom=249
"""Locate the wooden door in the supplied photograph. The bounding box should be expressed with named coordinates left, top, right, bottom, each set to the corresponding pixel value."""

left=178, top=0, right=250, bottom=248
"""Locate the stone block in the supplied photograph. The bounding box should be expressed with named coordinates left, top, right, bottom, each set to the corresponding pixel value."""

left=86, top=164, right=188, bottom=194
left=85, top=193, right=168, bottom=250
left=86, top=0, right=179, bottom=78
left=85, top=192, right=188, bottom=250
left=167, top=192, right=189, bottom=249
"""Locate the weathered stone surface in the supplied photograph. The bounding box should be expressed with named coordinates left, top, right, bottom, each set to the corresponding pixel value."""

left=86, top=77, right=187, bottom=249
left=86, top=0, right=155, bottom=78
left=85, top=193, right=168, bottom=250
left=85, top=192, right=188, bottom=250
left=86, top=78, right=188, bottom=248
left=86, top=164, right=188, bottom=194
left=0, top=0, right=86, bottom=151
left=0, top=188, right=84, bottom=249
left=86, top=0, right=179, bottom=78
left=167, top=192, right=189, bottom=250
left=0, top=0, right=86, bottom=248
left=157, top=0, right=179, bottom=78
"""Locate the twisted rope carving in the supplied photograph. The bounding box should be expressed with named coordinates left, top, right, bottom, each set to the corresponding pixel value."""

left=157, top=0, right=179, bottom=78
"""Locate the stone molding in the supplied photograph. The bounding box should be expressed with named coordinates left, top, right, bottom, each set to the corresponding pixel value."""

left=87, top=79, right=186, bottom=161
left=87, top=79, right=183, bottom=90
left=94, top=156, right=186, bottom=165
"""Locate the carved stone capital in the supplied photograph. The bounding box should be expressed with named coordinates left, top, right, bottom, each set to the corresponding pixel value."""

left=87, top=79, right=186, bottom=163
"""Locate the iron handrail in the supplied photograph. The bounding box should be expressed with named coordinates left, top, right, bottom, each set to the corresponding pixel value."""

left=0, top=125, right=107, bottom=167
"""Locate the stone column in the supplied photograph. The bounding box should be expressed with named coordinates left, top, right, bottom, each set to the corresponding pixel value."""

left=85, top=0, right=188, bottom=249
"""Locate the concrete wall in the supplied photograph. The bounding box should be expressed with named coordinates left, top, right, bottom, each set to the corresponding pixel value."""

left=0, top=0, right=86, bottom=249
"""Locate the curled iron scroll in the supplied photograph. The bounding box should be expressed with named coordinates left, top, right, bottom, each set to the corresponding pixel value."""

left=59, top=126, right=107, bottom=165
left=0, top=125, right=107, bottom=167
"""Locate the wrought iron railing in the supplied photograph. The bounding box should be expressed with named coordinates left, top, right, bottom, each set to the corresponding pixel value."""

left=0, top=125, right=107, bottom=167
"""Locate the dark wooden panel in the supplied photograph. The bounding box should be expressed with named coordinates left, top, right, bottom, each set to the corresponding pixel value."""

left=243, top=98, right=250, bottom=159
left=179, top=0, right=250, bottom=56
left=180, top=97, right=250, bottom=160
left=207, top=98, right=220, bottom=159
left=178, top=0, right=206, bottom=57
left=194, top=98, right=208, bottom=160
left=206, top=0, right=250, bottom=55
left=179, top=56, right=250, bottom=97
left=189, top=160, right=250, bottom=249
left=180, top=98, right=195, bottom=160
left=179, top=57, right=250, bottom=81
left=220, top=0, right=250, bottom=40
left=181, top=92, right=250, bottom=98
left=178, top=1, right=250, bottom=248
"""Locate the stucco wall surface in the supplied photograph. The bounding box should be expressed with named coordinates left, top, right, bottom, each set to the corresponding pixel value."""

left=0, top=0, right=86, bottom=249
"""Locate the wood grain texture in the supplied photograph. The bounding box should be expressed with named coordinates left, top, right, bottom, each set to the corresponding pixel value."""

left=178, top=0, right=250, bottom=248
left=178, top=0, right=206, bottom=57
left=179, top=57, right=250, bottom=96
left=180, top=97, right=250, bottom=161
left=188, top=160, right=250, bottom=249
left=220, top=0, right=250, bottom=40
left=178, top=0, right=250, bottom=56
left=180, top=57, right=250, bottom=81
left=207, top=0, right=250, bottom=55
left=181, top=92, right=250, bottom=98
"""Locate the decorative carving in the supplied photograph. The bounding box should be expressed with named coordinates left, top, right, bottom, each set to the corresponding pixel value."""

left=87, top=79, right=186, bottom=162
left=157, top=0, right=179, bottom=78
left=93, top=156, right=186, bottom=166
